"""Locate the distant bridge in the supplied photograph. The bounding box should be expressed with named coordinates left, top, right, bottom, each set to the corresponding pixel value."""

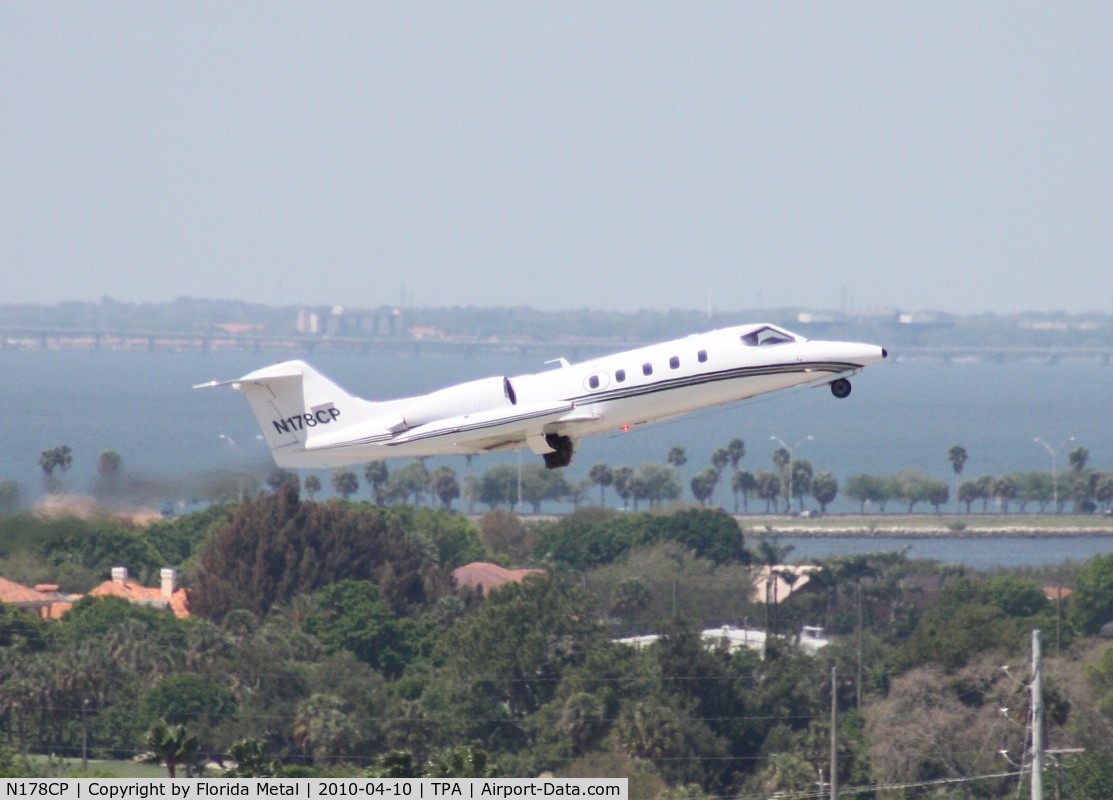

left=893, top=345, right=1113, bottom=365
left=0, top=327, right=625, bottom=360
left=2, top=328, right=1111, bottom=365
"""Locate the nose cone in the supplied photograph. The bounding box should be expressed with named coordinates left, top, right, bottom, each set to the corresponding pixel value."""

left=794, top=340, right=887, bottom=370
left=840, top=341, right=888, bottom=366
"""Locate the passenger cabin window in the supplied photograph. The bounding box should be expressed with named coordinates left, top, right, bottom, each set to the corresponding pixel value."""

left=697, top=350, right=708, bottom=363
left=741, top=327, right=795, bottom=347
left=669, top=356, right=680, bottom=370
left=642, top=363, right=653, bottom=376
left=615, top=369, right=626, bottom=383
left=588, top=375, right=600, bottom=389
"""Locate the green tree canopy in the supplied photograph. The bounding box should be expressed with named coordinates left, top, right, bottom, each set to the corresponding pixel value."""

left=536, top=508, right=747, bottom=571
left=140, top=673, right=236, bottom=728
left=56, top=595, right=190, bottom=652
left=35, top=517, right=165, bottom=588
left=437, top=576, right=605, bottom=720
left=1072, top=553, right=1113, bottom=635
left=304, top=579, right=420, bottom=678
left=191, top=484, right=446, bottom=622
left=898, top=576, right=1055, bottom=670
left=388, top=505, right=488, bottom=568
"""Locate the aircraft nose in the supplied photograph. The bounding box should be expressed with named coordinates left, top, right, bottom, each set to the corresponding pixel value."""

left=854, top=343, right=888, bottom=365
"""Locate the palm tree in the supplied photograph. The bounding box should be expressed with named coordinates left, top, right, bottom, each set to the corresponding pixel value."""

left=811, top=472, right=838, bottom=513
left=364, top=461, right=389, bottom=504
left=771, top=447, right=791, bottom=512
left=726, top=438, right=745, bottom=470
left=947, top=445, right=967, bottom=513
left=292, top=694, right=359, bottom=764
left=789, top=459, right=814, bottom=512
left=387, top=460, right=430, bottom=505
left=588, top=463, right=613, bottom=506
left=974, top=475, right=995, bottom=512
left=38, top=445, right=72, bottom=491
left=730, top=469, right=756, bottom=514
left=690, top=468, right=719, bottom=507
left=666, top=447, right=687, bottom=469
left=754, top=539, right=794, bottom=633
left=993, top=475, right=1017, bottom=513
left=96, top=450, right=122, bottom=478
left=755, top=471, right=781, bottom=513
left=612, top=466, right=634, bottom=510
left=431, top=466, right=460, bottom=509
left=137, top=720, right=199, bottom=778
left=265, top=468, right=298, bottom=492
left=331, top=468, right=359, bottom=500
left=426, top=744, right=498, bottom=778
left=222, top=738, right=281, bottom=777
left=1068, top=446, right=1090, bottom=474
left=710, top=448, right=730, bottom=505
left=957, top=480, right=978, bottom=514
left=303, top=474, right=322, bottom=501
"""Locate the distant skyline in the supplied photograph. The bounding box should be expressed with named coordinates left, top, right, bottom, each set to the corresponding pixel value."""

left=2, top=3, right=1111, bottom=316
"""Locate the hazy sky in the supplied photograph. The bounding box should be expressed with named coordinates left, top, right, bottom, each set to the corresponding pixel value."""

left=2, top=3, right=1110, bottom=315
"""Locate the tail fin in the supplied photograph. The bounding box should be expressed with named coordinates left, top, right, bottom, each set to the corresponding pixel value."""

left=201, top=360, right=379, bottom=466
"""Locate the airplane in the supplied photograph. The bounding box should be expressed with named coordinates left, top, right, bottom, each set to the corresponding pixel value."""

left=197, top=323, right=887, bottom=470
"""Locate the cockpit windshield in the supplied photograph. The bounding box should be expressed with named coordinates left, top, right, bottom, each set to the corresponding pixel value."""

left=740, top=326, right=798, bottom=347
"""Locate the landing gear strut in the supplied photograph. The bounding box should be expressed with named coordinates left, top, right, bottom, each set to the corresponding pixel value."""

left=829, top=378, right=852, bottom=399
left=542, top=434, right=574, bottom=469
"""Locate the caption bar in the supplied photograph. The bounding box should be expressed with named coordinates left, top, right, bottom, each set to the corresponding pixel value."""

left=1, top=780, right=628, bottom=800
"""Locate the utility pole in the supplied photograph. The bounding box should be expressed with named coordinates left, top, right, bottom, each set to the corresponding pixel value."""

left=856, top=581, right=864, bottom=709
left=1031, top=629, right=1044, bottom=800
left=830, top=665, right=838, bottom=800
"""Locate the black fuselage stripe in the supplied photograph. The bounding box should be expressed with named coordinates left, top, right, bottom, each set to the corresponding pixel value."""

left=562, top=361, right=862, bottom=406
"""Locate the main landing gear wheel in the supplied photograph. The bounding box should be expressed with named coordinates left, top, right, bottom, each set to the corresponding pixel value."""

left=542, top=433, right=574, bottom=469
left=829, top=378, right=852, bottom=399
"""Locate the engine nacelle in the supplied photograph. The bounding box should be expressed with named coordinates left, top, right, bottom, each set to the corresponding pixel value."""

left=401, top=376, right=517, bottom=429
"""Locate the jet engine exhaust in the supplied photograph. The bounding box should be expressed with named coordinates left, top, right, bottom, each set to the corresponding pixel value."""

left=542, top=434, right=574, bottom=469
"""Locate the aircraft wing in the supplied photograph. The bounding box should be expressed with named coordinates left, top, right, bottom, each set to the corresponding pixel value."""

left=380, top=398, right=601, bottom=453
left=385, top=400, right=579, bottom=450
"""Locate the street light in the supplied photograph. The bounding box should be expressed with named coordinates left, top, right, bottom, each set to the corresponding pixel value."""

left=1034, top=436, right=1074, bottom=512
left=771, top=435, right=814, bottom=513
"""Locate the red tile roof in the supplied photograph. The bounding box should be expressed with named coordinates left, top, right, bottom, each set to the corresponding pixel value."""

left=0, top=576, right=74, bottom=619
left=452, top=562, right=545, bottom=596
left=0, top=576, right=56, bottom=605
left=90, top=577, right=190, bottom=618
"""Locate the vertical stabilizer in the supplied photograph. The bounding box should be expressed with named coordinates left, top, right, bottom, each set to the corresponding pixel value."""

left=225, top=360, right=376, bottom=457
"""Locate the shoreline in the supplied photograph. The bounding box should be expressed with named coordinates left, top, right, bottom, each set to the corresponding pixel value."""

left=739, top=513, right=1113, bottom=539
left=22, top=496, right=1113, bottom=539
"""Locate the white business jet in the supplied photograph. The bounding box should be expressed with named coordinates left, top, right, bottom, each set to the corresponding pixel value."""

left=198, top=324, right=886, bottom=470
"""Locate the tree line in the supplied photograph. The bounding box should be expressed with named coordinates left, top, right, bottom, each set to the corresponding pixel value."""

left=312, top=439, right=1113, bottom=516
left=8, top=438, right=1113, bottom=519
left=4, top=486, right=1113, bottom=794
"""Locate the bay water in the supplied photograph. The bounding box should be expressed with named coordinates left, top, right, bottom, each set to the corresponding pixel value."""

left=3, top=346, right=1111, bottom=568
